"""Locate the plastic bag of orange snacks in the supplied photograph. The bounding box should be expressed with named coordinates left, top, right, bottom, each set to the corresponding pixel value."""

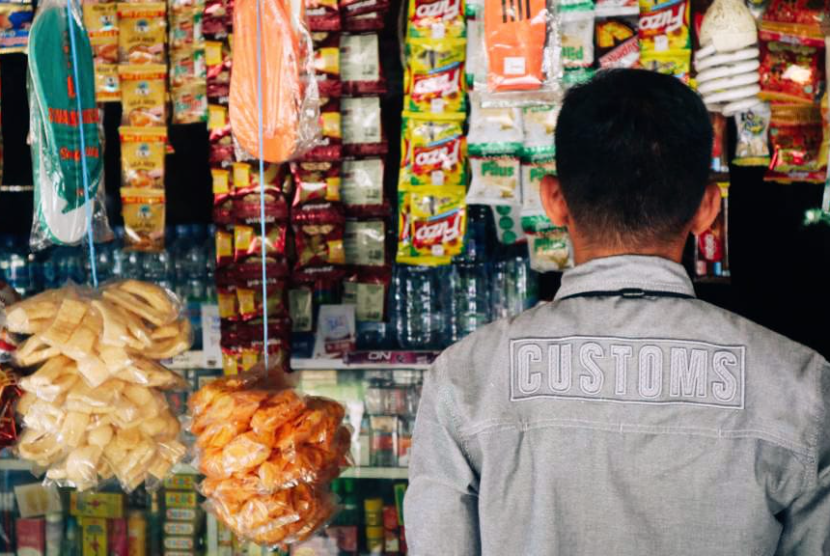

left=188, top=367, right=351, bottom=547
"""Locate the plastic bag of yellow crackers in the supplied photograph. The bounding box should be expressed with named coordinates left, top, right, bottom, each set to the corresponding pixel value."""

left=9, top=280, right=191, bottom=492
left=189, top=364, right=351, bottom=548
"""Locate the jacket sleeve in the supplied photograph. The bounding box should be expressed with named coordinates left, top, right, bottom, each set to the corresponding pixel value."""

left=404, top=357, right=481, bottom=556
left=775, top=361, right=830, bottom=555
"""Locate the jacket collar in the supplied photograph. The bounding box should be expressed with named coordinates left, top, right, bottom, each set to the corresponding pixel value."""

left=554, top=255, right=697, bottom=301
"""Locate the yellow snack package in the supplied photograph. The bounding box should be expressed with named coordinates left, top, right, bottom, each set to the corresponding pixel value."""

left=84, top=2, right=119, bottom=63
left=399, top=112, right=467, bottom=187
left=121, top=188, right=166, bottom=252
left=639, top=50, right=691, bottom=83
left=119, top=65, right=167, bottom=127
left=396, top=185, right=466, bottom=264
left=407, top=0, right=465, bottom=39
left=93, top=63, right=121, bottom=103
left=404, top=39, right=467, bottom=113
left=119, top=127, right=167, bottom=189
left=118, top=3, right=167, bottom=65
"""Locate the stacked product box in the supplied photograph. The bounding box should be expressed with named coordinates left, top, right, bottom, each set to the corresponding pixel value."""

left=163, top=473, right=203, bottom=556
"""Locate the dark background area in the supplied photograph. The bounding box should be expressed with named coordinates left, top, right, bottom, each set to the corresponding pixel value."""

left=2, top=8, right=829, bottom=360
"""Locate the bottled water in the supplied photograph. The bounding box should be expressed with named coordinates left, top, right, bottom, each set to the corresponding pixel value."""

left=393, top=265, right=443, bottom=350
left=449, top=261, right=491, bottom=342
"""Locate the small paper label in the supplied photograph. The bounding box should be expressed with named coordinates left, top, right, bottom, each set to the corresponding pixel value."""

left=430, top=98, right=445, bottom=113
left=431, top=23, right=446, bottom=39
left=431, top=170, right=445, bottom=186
left=504, top=57, right=526, bottom=76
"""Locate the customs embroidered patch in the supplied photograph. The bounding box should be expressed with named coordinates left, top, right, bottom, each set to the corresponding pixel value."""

left=509, top=336, right=745, bottom=408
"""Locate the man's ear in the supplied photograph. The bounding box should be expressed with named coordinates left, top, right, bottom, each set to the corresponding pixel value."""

left=690, top=182, right=722, bottom=235
left=541, top=175, right=570, bottom=228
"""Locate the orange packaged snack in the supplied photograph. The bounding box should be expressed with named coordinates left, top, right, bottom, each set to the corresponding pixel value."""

left=189, top=369, right=351, bottom=548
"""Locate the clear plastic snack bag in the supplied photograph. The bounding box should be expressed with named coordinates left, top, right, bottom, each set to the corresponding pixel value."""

left=229, top=0, right=321, bottom=162
left=189, top=365, right=351, bottom=548
left=28, top=0, right=113, bottom=250
left=10, top=281, right=192, bottom=492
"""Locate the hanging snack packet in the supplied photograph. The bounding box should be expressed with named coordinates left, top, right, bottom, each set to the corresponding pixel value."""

left=467, top=94, right=524, bottom=152
left=694, top=182, right=729, bottom=280
left=235, top=281, right=288, bottom=322
left=761, top=0, right=828, bottom=39
left=521, top=213, right=573, bottom=272
left=397, top=185, right=467, bottom=264
left=233, top=225, right=288, bottom=262
left=84, top=2, right=119, bottom=101
left=758, top=35, right=824, bottom=105
left=203, top=0, right=228, bottom=39
left=168, top=0, right=203, bottom=50
left=119, top=65, right=168, bottom=127
left=291, top=161, right=342, bottom=207
left=343, top=269, right=391, bottom=322
left=344, top=220, right=386, bottom=267
left=0, top=3, right=33, bottom=54
left=341, top=158, right=387, bottom=217
left=170, top=47, right=206, bottom=89
left=122, top=188, right=166, bottom=251
left=521, top=146, right=556, bottom=213
left=399, top=112, right=467, bottom=187
left=301, top=97, right=342, bottom=161
left=171, top=82, right=208, bottom=124
left=341, top=0, right=391, bottom=18
left=638, top=0, right=690, bottom=54
left=482, top=0, right=553, bottom=92
left=212, top=167, right=231, bottom=203
left=732, top=104, right=769, bottom=165
left=215, top=226, right=234, bottom=268
left=639, top=51, right=691, bottom=82
left=231, top=163, right=290, bottom=224
left=293, top=203, right=348, bottom=269
left=344, top=10, right=388, bottom=31
left=307, top=0, right=341, bottom=30
left=119, top=127, right=167, bottom=189
left=522, top=104, right=557, bottom=147
left=118, top=3, right=167, bottom=65
left=407, top=0, right=465, bottom=39
left=767, top=103, right=825, bottom=175
left=561, top=4, right=595, bottom=70
left=341, top=96, right=388, bottom=156
left=467, top=155, right=521, bottom=205
left=596, top=16, right=639, bottom=68
left=209, top=104, right=234, bottom=166
left=206, top=40, right=232, bottom=102
left=93, top=62, right=120, bottom=103
left=340, top=33, right=386, bottom=94
left=465, top=17, right=486, bottom=88
left=405, top=38, right=467, bottom=114
left=313, top=32, right=342, bottom=98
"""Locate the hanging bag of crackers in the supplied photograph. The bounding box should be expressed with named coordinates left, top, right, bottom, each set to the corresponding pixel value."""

left=8, top=280, right=192, bottom=492
left=189, top=364, right=352, bottom=548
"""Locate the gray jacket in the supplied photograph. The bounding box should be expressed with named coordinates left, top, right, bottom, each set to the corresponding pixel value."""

left=404, top=255, right=830, bottom=555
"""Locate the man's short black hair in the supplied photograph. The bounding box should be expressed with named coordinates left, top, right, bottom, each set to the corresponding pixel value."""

left=555, top=69, right=713, bottom=245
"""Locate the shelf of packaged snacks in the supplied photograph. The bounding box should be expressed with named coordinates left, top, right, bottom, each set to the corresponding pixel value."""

left=340, top=467, right=409, bottom=480
left=291, top=352, right=440, bottom=371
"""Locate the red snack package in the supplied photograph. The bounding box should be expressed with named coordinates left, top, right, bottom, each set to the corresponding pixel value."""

left=236, top=281, right=288, bottom=321
left=341, top=158, right=388, bottom=217
left=340, top=33, right=387, bottom=95
left=204, top=0, right=230, bottom=39
left=234, top=224, right=289, bottom=262
left=291, top=161, right=342, bottom=206
left=343, top=9, right=388, bottom=31
left=761, top=0, right=829, bottom=37
left=766, top=103, right=825, bottom=179
left=307, top=0, right=341, bottom=30
left=758, top=33, right=825, bottom=104
left=293, top=203, right=348, bottom=269
left=234, top=257, right=291, bottom=283
left=313, top=33, right=343, bottom=98
left=231, top=163, right=291, bottom=224
left=206, top=40, right=232, bottom=103
left=209, top=105, right=234, bottom=166
left=340, top=0, right=390, bottom=17
left=300, top=98, right=343, bottom=161
left=342, top=96, right=388, bottom=157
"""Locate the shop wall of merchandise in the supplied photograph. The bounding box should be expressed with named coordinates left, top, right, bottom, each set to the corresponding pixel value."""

left=0, top=0, right=827, bottom=553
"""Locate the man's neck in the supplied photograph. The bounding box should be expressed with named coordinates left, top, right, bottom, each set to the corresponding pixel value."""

left=572, top=239, right=686, bottom=266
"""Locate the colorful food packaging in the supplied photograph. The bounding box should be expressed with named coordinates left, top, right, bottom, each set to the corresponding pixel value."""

left=291, top=161, right=342, bottom=207
left=118, top=3, right=167, bottom=65
left=341, top=96, right=388, bottom=156
left=638, top=0, right=690, bottom=54
left=520, top=213, right=573, bottom=272
left=467, top=155, right=522, bottom=205
left=307, top=0, right=340, bottom=30
left=293, top=203, right=348, bottom=269
left=521, top=147, right=557, bottom=213
left=596, top=16, right=639, bottom=68
left=694, top=182, right=729, bottom=280
left=397, top=185, right=466, bottom=264
left=734, top=102, right=771, bottom=166
left=341, top=158, right=387, bottom=217
left=171, top=82, right=208, bottom=124
left=561, top=4, right=596, bottom=70
left=203, top=0, right=229, bottom=39
left=639, top=50, right=691, bottom=81
left=761, top=0, right=828, bottom=39
left=0, top=3, right=33, bottom=54
left=404, top=38, right=467, bottom=114
left=233, top=225, right=288, bottom=262
left=189, top=372, right=350, bottom=546
left=766, top=103, right=825, bottom=178
left=482, top=0, right=551, bottom=92
left=312, top=32, right=342, bottom=98
left=10, top=281, right=191, bottom=491
left=758, top=34, right=824, bottom=105
left=407, top=0, right=464, bottom=39
left=206, top=40, right=232, bottom=101
left=301, top=97, right=343, bottom=161
left=119, top=127, right=167, bottom=189
left=208, top=104, right=234, bottom=166
left=83, top=2, right=119, bottom=101
left=399, top=112, right=466, bottom=187
left=344, top=220, right=386, bottom=267
left=340, top=33, right=386, bottom=95
left=235, top=281, right=288, bottom=321
left=119, top=65, right=168, bottom=127
left=122, top=189, right=166, bottom=251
